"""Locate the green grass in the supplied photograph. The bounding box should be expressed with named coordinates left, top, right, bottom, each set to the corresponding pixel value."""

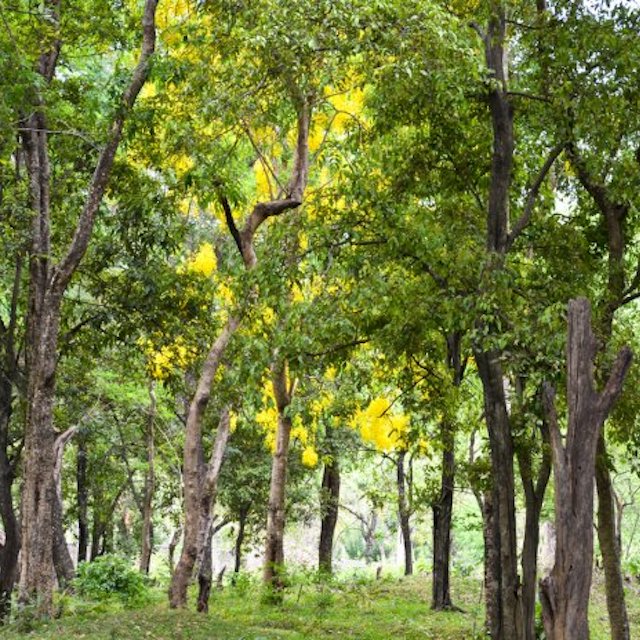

left=1, top=571, right=639, bottom=639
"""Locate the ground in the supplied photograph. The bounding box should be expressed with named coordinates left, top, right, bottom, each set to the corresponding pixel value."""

left=2, top=572, right=639, bottom=639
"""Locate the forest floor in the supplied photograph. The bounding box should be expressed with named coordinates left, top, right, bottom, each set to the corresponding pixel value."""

left=2, top=572, right=639, bottom=639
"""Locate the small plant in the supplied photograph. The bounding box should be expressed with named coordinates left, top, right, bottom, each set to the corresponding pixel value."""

left=74, top=555, right=149, bottom=607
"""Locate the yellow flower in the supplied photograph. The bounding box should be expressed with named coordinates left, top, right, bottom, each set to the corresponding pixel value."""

left=187, top=242, right=217, bottom=277
left=301, top=446, right=319, bottom=468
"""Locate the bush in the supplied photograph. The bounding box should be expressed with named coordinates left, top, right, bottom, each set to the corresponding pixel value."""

left=74, top=555, right=149, bottom=607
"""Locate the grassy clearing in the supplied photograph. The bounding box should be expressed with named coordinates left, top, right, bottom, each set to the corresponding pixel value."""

left=2, top=571, right=639, bottom=639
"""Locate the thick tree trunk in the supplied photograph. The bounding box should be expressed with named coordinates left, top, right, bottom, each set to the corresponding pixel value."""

left=432, top=421, right=454, bottom=609
left=595, top=436, right=630, bottom=640
left=318, top=458, right=340, bottom=574
left=139, top=382, right=156, bottom=574
left=76, top=437, right=89, bottom=565
left=396, top=451, right=413, bottom=576
left=263, top=363, right=294, bottom=595
left=477, top=490, right=500, bottom=639
left=169, top=407, right=231, bottom=608
left=540, top=299, right=632, bottom=640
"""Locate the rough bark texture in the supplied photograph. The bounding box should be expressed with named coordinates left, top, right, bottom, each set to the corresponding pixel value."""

left=318, top=457, right=340, bottom=574
left=479, top=490, right=500, bottom=639
left=169, top=407, right=231, bottom=608
left=396, top=452, right=413, bottom=576
left=263, top=362, right=294, bottom=595
left=139, top=382, right=156, bottom=575
left=18, top=0, right=158, bottom=615
left=539, top=298, right=632, bottom=640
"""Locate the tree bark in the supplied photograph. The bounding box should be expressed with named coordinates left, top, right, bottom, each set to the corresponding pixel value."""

left=263, top=362, right=294, bottom=596
left=169, top=407, right=231, bottom=608
left=139, top=382, right=156, bottom=574
left=318, top=457, right=340, bottom=574
left=432, top=420, right=454, bottom=608
left=396, top=451, right=413, bottom=576
left=595, top=436, right=630, bottom=640
left=539, top=298, right=632, bottom=640
left=474, top=348, right=521, bottom=640
left=0, top=384, right=19, bottom=622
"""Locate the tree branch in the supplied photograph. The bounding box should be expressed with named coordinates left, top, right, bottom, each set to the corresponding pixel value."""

left=506, top=142, right=565, bottom=251
left=52, top=0, right=159, bottom=294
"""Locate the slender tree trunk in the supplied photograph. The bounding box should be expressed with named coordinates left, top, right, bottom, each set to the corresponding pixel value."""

left=234, top=508, right=248, bottom=576
left=139, top=382, right=156, bottom=574
left=318, top=457, right=340, bottom=574
left=168, top=528, right=181, bottom=576
left=0, top=392, right=19, bottom=622
left=540, top=298, right=632, bottom=640
left=595, top=436, right=630, bottom=640
left=263, top=362, right=294, bottom=595
left=396, top=451, right=413, bottom=576
left=432, top=421, right=454, bottom=608
left=76, top=437, right=89, bottom=565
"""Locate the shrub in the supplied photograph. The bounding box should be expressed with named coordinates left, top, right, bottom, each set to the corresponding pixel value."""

left=74, top=555, right=149, bottom=607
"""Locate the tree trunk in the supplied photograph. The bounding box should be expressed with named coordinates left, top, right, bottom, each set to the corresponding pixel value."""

left=196, top=518, right=214, bottom=613
left=432, top=420, right=454, bottom=609
left=477, top=490, right=501, bottom=639
left=396, top=451, right=413, bottom=576
left=263, top=362, right=294, bottom=596
left=139, top=382, right=156, bottom=575
left=474, top=348, right=522, bottom=640
left=595, top=436, right=630, bottom=640
left=169, top=407, right=231, bottom=608
left=540, top=298, right=632, bottom=640
left=516, top=387, right=551, bottom=640
left=0, top=387, right=19, bottom=622
left=168, top=528, right=181, bottom=576
left=52, top=427, right=77, bottom=588
left=318, top=457, right=340, bottom=574
left=234, top=509, right=248, bottom=576
left=76, top=437, right=89, bottom=565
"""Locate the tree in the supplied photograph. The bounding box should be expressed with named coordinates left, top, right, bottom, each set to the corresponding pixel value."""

left=18, top=0, right=159, bottom=614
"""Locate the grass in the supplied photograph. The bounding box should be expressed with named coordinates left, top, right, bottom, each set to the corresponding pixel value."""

left=1, top=570, right=639, bottom=639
